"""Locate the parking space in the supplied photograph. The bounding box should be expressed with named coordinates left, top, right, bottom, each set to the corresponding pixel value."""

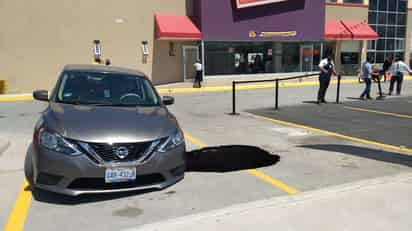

left=1, top=81, right=412, bottom=230
left=248, top=96, right=412, bottom=150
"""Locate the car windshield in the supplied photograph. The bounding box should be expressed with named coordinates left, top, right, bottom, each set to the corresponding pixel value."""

left=55, top=71, right=160, bottom=106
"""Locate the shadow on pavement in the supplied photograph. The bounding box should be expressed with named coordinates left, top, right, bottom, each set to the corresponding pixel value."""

left=302, top=100, right=320, bottom=104
left=299, top=144, right=412, bottom=167
left=186, top=145, right=280, bottom=172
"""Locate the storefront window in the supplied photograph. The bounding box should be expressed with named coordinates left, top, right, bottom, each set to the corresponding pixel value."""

left=204, top=41, right=321, bottom=76
left=368, top=0, right=407, bottom=63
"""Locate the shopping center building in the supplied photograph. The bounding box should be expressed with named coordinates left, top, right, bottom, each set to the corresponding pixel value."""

left=0, top=0, right=411, bottom=93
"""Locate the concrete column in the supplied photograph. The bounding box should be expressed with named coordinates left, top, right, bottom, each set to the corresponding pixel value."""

left=273, top=43, right=283, bottom=73
left=335, top=40, right=342, bottom=74
left=361, top=40, right=368, bottom=64
left=405, top=11, right=411, bottom=66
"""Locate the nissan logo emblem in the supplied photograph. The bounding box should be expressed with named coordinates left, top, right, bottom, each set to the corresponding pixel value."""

left=114, top=146, right=129, bottom=159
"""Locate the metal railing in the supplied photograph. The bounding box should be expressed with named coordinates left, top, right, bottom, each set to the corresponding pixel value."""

left=230, top=73, right=342, bottom=115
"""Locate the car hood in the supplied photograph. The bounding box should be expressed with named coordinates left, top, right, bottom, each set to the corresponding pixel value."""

left=43, top=103, right=178, bottom=143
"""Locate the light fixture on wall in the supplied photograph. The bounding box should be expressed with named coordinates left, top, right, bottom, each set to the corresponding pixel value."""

left=93, top=40, right=102, bottom=63
left=169, top=42, right=176, bottom=56
left=141, top=40, right=149, bottom=64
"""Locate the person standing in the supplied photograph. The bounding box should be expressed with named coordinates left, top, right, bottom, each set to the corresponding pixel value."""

left=193, top=59, right=203, bottom=88
left=388, top=58, right=412, bottom=95
left=381, top=57, right=393, bottom=82
left=317, top=56, right=337, bottom=104
left=360, top=57, right=373, bottom=100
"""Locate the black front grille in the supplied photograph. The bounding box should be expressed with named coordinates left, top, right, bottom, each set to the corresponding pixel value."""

left=37, top=173, right=63, bottom=186
left=68, top=174, right=165, bottom=190
left=88, top=142, right=152, bottom=162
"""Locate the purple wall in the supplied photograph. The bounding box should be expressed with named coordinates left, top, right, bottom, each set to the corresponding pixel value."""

left=199, top=0, right=325, bottom=41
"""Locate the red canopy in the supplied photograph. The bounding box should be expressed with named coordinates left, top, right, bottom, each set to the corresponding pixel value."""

left=155, top=14, right=201, bottom=40
left=325, top=20, right=352, bottom=40
left=344, top=20, right=378, bottom=40
left=325, top=20, right=378, bottom=40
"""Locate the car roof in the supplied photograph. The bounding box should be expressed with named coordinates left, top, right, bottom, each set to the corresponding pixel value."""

left=63, top=64, right=147, bottom=77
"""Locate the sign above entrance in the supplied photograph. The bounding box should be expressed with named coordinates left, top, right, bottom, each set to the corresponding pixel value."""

left=197, top=0, right=325, bottom=41
left=236, top=0, right=287, bottom=9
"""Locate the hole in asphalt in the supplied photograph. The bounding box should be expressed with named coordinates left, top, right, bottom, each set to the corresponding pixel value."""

left=299, top=144, right=412, bottom=167
left=113, top=206, right=143, bottom=218
left=186, top=145, right=280, bottom=173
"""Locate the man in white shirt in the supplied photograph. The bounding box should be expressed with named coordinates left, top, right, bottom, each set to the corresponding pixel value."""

left=389, top=57, right=412, bottom=95
left=317, top=56, right=337, bottom=103
left=193, top=60, right=203, bottom=88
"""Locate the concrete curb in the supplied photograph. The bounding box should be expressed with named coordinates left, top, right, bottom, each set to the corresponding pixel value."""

left=124, top=172, right=412, bottom=231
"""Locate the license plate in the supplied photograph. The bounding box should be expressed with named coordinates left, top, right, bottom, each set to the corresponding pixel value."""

left=105, top=167, right=136, bottom=183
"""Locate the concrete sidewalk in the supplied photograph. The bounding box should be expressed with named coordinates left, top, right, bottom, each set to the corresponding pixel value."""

left=129, top=172, right=412, bottom=231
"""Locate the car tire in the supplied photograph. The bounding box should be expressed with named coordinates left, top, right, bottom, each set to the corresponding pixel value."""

left=24, top=152, right=34, bottom=186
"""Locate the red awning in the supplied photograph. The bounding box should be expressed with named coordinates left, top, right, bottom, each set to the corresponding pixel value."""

left=325, top=20, right=352, bottom=39
left=325, top=20, right=378, bottom=40
left=155, top=14, right=201, bottom=40
left=344, top=20, right=378, bottom=40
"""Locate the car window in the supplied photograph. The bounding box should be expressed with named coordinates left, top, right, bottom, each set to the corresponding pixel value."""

left=55, top=71, right=160, bottom=106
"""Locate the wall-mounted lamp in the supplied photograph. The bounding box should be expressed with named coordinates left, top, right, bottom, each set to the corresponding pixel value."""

left=169, top=42, right=176, bottom=56
left=141, top=40, right=149, bottom=64
left=93, top=40, right=102, bottom=63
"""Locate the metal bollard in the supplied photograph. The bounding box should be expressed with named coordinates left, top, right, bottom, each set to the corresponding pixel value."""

left=275, top=79, right=279, bottom=110
left=231, top=82, right=237, bottom=115
left=336, top=75, right=341, bottom=104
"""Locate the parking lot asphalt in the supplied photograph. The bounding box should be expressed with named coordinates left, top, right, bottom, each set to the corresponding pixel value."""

left=1, top=80, right=412, bottom=230
left=248, top=96, right=412, bottom=151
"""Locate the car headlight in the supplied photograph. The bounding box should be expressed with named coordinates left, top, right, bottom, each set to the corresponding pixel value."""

left=157, top=129, right=184, bottom=153
left=39, top=129, right=82, bottom=156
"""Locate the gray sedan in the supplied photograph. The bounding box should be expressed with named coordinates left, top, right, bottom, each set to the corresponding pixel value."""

left=25, top=64, right=186, bottom=196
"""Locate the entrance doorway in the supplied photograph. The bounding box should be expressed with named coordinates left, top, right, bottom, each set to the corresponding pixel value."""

left=183, top=46, right=199, bottom=81
left=300, top=44, right=314, bottom=72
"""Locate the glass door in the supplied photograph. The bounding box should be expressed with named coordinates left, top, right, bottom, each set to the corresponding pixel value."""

left=183, top=46, right=199, bottom=81
left=300, top=44, right=314, bottom=72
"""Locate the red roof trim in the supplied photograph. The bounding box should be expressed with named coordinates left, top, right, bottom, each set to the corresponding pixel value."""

left=155, top=14, right=201, bottom=40
left=325, top=20, right=378, bottom=40
left=325, top=2, right=368, bottom=8
left=325, top=20, right=352, bottom=39
left=343, top=20, right=378, bottom=40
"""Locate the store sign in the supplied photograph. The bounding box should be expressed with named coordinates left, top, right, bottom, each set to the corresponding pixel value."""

left=236, top=0, right=287, bottom=9
left=302, top=49, right=320, bottom=56
left=259, top=31, right=296, bottom=38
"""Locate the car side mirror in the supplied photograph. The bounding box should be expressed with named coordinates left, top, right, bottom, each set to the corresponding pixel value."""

left=162, top=96, right=174, bottom=106
left=33, top=90, right=49, bottom=102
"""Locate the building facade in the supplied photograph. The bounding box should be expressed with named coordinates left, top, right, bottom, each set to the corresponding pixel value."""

left=0, top=0, right=410, bottom=93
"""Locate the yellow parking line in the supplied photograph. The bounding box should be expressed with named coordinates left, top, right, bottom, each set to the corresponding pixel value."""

left=344, top=106, right=412, bottom=119
left=247, top=169, right=299, bottom=194
left=4, top=181, right=32, bottom=231
left=184, top=131, right=299, bottom=195
left=250, top=114, right=412, bottom=154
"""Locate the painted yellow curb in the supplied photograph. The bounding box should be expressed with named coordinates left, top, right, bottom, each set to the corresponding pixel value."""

left=0, top=94, right=33, bottom=102
left=1, top=76, right=411, bottom=102
left=157, top=76, right=412, bottom=94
